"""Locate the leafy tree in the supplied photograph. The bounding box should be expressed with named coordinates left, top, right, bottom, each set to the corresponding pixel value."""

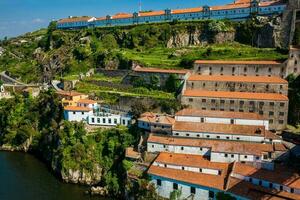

left=165, top=74, right=180, bottom=93
left=102, top=34, right=118, bottom=49
left=73, top=46, right=90, bottom=61
left=149, top=75, right=160, bottom=89
left=287, top=74, right=300, bottom=125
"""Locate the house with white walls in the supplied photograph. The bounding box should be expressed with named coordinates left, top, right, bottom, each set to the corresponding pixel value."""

left=138, top=112, right=175, bottom=134
left=175, top=108, right=270, bottom=130
left=148, top=152, right=300, bottom=200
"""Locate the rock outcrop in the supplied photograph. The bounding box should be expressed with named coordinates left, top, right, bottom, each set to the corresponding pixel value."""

left=61, top=165, right=102, bottom=185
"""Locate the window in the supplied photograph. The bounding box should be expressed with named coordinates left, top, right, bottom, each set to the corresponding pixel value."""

left=164, top=164, right=167, bottom=167
left=270, top=102, right=274, bottom=106
left=225, top=154, right=228, bottom=157
left=259, top=180, right=262, bottom=186
left=279, top=120, right=284, bottom=124
left=103, top=118, right=106, bottom=123
left=217, top=136, right=220, bottom=139
left=181, top=147, right=184, bottom=150
left=199, top=168, right=202, bottom=172
left=114, top=119, right=117, bottom=124
left=108, top=118, right=111, bottom=124
left=97, top=118, right=100, bottom=123
left=269, top=111, right=274, bottom=116
left=206, top=135, right=210, bottom=138
left=173, top=183, right=178, bottom=190
left=269, top=183, right=273, bottom=189
left=221, top=100, right=225, bottom=104
left=279, top=185, right=283, bottom=191
left=122, top=120, right=126, bottom=125
left=209, top=191, right=214, bottom=199
left=280, top=102, right=285, bottom=107
left=182, top=166, right=185, bottom=170
left=202, top=99, right=206, bottom=103
left=157, top=179, right=161, bottom=186
left=73, top=112, right=76, bottom=115
left=230, top=100, right=234, bottom=104
left=211, top=99, right=216, bottom=103
left=186, top=134, right=190, bottom=137
left=256, top=156, right=260, bottom=160
left=259, top=111, right=264, bottom=115
left=236, top=137, right=240, bottom=140
left=189, top=98, right=193, bottom=102
left=231, top=154, right=234, bottom=158
left=244, top=155, right=248, bottom=159
left=91, top=118, right=95, bottom=123
left=279, top=112, right=284, bottom=116
left=249, top=178, right=252, bottom=183
left=291, top=188, right=294, bottom=193
left=200, top=147, right=203, bottom=151
left=82, top=112, right=84, bottom=115
left=190, top=186, right=196, bottom=194
left=269, top=119, right=273, bottom=124
left=240, top=101, right=244, bottom=105
left=201, top=118, right=204, bottom=123
left=226, top=136, right=230, bottom=140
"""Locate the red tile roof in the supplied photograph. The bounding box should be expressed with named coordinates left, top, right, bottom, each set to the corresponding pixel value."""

left=148, top=134, right=274, bottom=156
left=112, top=13, right=133, bottom=19
left=183, top=90, right=289, bottom=101
left=172, top=7, right=203, bottom=14
left=155, top=152, right=230, bottom=176
left=232, top=162, right=300, bottom=190
left=64, top=106, right=92, bottom=112
left=77, top=99, right=97, bottom=104
left=175, top=108, right=267, bottom=120
left=138, top=112, right=175, bottom=125
left=173, top=121, right=267, bottom=137
left=188, top=75, right=288, bottom=84
left=195, top=60, right=283, bottom=65
left=139, top=10, right=165, bottom=17
left=148, top=165, right=226, bottom=190
left=133, top=66, right=189, bottom=74
left=125, top=147, right=141, bottom=159
left=227, top=177, right=300, bottom=200
left=56, top=91, right=85, bottom=97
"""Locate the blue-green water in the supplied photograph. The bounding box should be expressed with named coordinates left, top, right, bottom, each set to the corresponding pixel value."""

left=0, top=151, right=105, bottom=200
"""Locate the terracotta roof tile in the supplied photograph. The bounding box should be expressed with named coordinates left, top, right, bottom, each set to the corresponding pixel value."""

left=64, top=106, right=92, bottom=112
left=175, top=108, right=267, bottom=120
left=112, top=13, right=133, bottom=19
left=77, top=99, right=97, bottom=104
left=211, top=3, right=250, bottom=11
left=232, top=162, right=300, bottom=190
left=148, top=165, right=226, bottom=190
left=195, top=60, right=283, bottom=65
left=125, top=147, right=141, bottom=159
left=148, top=134, right=274, bottom=156
left=172, top=7, right=203, bottom=14
left=155, top=152, right=230, bottom=176
left=183, top=90, right=289, bottom=101
left=56, top=91, right=85, bottom=97
left=188, top=75, right=287, bottom=84
left=138, top=113, right=175, bottom=125
left=173, top=121, right=267, bottom=137
left=227, top=177, right=300, bottom=200
left=139, top=10, right=165, bottom=17
left=133, top=66, right=189, bottom=74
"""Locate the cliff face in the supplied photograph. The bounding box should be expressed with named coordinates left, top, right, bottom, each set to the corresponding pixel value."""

left=167, top=30, right=235, bottom=48
left=61, top=166, right=102, bottom=185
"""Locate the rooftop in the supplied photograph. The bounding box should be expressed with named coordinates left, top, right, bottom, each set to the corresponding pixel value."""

left=133, top=66, right=189, bottom=74
left=125, top=147, right=141, bottom=159
left=148, top=165, right=226, bottom=190
left=175, top=108, right=267, bottom=120
left=64, top=106, right=92, bottom=112
left=183, top=90, right=289, bottom=101
left=194, top=60, right=283, bottom=65
left=148, top=134, right=274, bottom=156
left=173, top=121, right=268, bottom=137
left=56, top=90, right=85, bottom=97
left=188, top=75, right=288, bottom=84
left=58, top=16, right=93, bottom=24
left=138, top=112, right=175, bottom=125
left=232, top=162, right=300, bottom=190
left=77, top=99, right=97, bottom=104
left=155, top=152, right=230, bottom=176
left=227, top=177, right=300, bottom=200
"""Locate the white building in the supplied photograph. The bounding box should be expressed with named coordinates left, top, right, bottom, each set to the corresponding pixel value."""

left=138, top=112, right=175, bottom=134
left=148, top=152, right=300, bottom=200
left=57, top=0, right=286, bottom=29
left=147, top=134, right=287, bottom=169
left=175, top=108, right=270, bottom=130
left=172, top=121, right=280, bottom=143
left=63, top=100, right=132, bottom=126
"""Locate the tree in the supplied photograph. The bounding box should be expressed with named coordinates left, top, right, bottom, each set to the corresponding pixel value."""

left=130, top=101, right=148, bottom=119
left=165, top=74, right=180, bottom=93
left=149, top=75, right=160, bottom=89
left=102, top=34, right=118, bottom=49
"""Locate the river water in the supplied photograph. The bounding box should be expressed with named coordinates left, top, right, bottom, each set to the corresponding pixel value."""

left=0, top=151, right=106, bottom=200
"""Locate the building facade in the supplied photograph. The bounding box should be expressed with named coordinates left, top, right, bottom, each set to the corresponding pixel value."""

left=138, top=112, right=175, bottom=134
left=57, top=0, right=286, bottom=29
left=181, top=90, right=288, bottom=130
left=186, top=75, right=288, bottom=95
left=175, top=108, right=270, bottom=130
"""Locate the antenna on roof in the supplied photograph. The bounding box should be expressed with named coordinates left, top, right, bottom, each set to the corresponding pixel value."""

left=139, top=0, right=142, bottom=12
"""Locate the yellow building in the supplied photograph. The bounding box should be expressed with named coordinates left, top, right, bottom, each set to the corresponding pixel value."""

left=56, top=91, right=89, bottom=107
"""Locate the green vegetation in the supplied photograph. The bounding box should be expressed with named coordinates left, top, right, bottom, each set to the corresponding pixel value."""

left=0, top=18, right=288, bottom=83
left=287, top=74, right=300, bottom=126
left=0, top=92, right=144, bottom=198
